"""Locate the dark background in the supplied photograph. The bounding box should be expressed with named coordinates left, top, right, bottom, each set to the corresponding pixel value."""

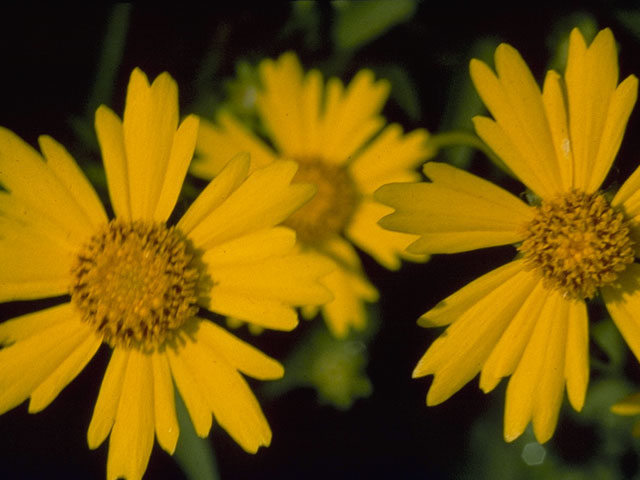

left=2, top=4, right=640, bottom=479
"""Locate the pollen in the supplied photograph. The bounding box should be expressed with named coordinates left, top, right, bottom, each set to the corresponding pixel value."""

left=285, top=157, right=359, bottom=245
left=70, top=219, right=200, bottom=350
left=518, top=190, right=635, bottom=299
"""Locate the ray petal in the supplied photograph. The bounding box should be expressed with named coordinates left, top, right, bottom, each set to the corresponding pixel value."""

left=208, top=252, right=334, bottom=305
left=347, top=199, right=427, bottom=270
left=181, top=340, right=272, bottom=453
left=0, top=127, right=98, bottom=239
left=376, top=162, right=532, bottom=254
left=418, top=260, right=527, bottom=328
left=29, top=327, right=102, bottom=413
left=320, top=262, right=378, bottom=338
left=38, top=135, right=107, bottom=227
left=565, top=28, right=619, bottom=191
left=187, top=160, right=314, bottom=249
left=152, top=352, right=179, bottom=454
left=88, top=348, right=129, bottom=449
left=504, top=290, right=567, bottom=443
left=178, top=153, right=250, bottom=236
left=153, top=114, right=199, bottom=222
left=414, top=264, right=539, bottom=405
left=196, top=320, right=284, bottom=380
left=95, top=105, right=131, bottom=219
left=123, top=69, right=178, bottom=220
left=107, top=349, right=155, bottom=480
left=167, top=347, right=212, bottom=437
left=192, top=113, right=278, bottom=179
left=602, top=264, right=640, bottom=362
left=564, top=299, right=589, bottom=411
left=349, top=125, right=431, bottom=195
left=0, top=314, right=93, bottom=415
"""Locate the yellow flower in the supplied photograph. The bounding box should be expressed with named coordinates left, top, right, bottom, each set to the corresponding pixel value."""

left=193, top=52, right=433, bottom=337
left=375, top=28, right=640, bottom=443
left=0, top=68, right=332, bottom=480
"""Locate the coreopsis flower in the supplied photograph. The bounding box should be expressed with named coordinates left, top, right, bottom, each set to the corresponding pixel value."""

left=193, top=52, right=433, bottom=337
left=0, top=68, right=332, bottom=480
left=376, top=28, right=640, bottom=443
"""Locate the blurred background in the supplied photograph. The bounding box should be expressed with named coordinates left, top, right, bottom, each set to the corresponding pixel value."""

left=3, top=3, right=640, bottom=479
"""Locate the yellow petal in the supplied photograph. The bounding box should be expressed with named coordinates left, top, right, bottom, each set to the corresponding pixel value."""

left=29, top=327, right=101, bottom=413
left=418, top=260, right=526, bottom=328
left=38, top=135, right=107, bottom=227
left=611, top=392, right=640, bottom=415
left=564, top=299, right=589, bottom=411
left=0, top=127, right=97, bottom=240
left=152, top=114, right=199, bottom=222
left=123, top=68, right=178, bottom=220
left=376, top=162, right=532, bottom=254
left=0, top=218, right=73, bottom=301
left=541, top=70, right=573, bottom=189
left=107, top=349, right=155, bottom=480
left=205, top=289, right=299, bottom=331
left=167, top=347, right=212, bottom=437
left=201, top=227, right=296, bottom=268
left=613, top=162, right=640, bottom=216
left=178, top=153, right=250, bottom=236
left=320, top=260, right=378, bottom=338
left=531, top=295, right=569, bottom=443
left=95, top=105, right=131, bottom=219
left=565, top=28, right=619, bottom=191
left=257, top=52, right=308, bottom=157
left=470, top=53, right=560, bottom=198
left=479, top=280, right=549, bottom=393
left=349, top=125, right=431, bottom=195
left=88, top=348, right=129, bottom=449
left=180, top=340, right=272, bottom=453
left=602, top=264, right=640, bottom=362
left=320, top=70, right=390, bottom=162
left=321, top=235, right=363, bottom=269
left=414, top=263, right=538, bottom=405
left=586, top=75, right=637, bottom=192
left=346, top=199, right=427, bottom=270
left=504, top=289, right=567, bottom=443
left=152, top=352, right=179, bottom=454
left=192, top=113, right=278, bottom=179
left=0, top=303, right=72, bottom=346
left=196, top=320, right=284, bottom=380
left=0, top=313, right=92, bottom=415
left=209, top=253, right=334, bottom=305
left=187, top=160, right=315, bottom=249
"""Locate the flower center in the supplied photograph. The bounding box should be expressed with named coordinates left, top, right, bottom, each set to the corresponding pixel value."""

left=70, top=219, right=200, bottom=350
left=518, top=190, right=635, bottom=299
left=284, top=157, right=359, bottom=245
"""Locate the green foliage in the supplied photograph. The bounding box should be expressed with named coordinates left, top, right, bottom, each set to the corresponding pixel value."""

left=332, top=0, right=417, bottom=52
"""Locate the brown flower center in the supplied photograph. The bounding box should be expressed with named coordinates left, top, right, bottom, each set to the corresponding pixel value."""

left=70, top=219, right=200, bottom=350
left=518, top=190, right=635, bottom=299
left=284, top=157, right=359, bottom=245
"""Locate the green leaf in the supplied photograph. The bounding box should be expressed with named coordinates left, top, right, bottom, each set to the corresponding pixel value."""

left=332, top=0, right=417, bottom=52
left=174, top=392, right=219, bottom=480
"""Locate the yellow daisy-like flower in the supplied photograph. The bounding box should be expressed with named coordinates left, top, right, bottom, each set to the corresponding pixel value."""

left=193, top=52, right=433, bottom=337
left=376, top=28, right=640, bottom=443
left=0, top=68, right=332, bottom=480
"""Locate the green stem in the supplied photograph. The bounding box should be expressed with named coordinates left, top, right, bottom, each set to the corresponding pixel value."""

left=173, top=393, right=220, bottom=480
left=86, top=4, right=131, bottom=117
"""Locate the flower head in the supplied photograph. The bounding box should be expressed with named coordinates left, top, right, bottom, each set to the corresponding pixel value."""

left=193, top=52, right=433, bottom=337
left=375, top=28, right=640, bottom=443
left=0, top=68, right=332, bottom=480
